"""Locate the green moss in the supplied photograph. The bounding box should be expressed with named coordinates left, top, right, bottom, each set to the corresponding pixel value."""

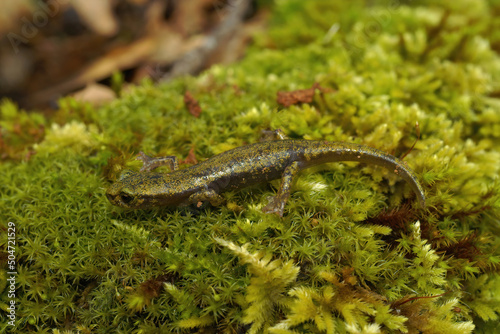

left=1, top=0, right=500, bottom=333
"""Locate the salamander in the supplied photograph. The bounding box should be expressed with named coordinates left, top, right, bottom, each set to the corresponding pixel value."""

left=106, top=139, right=426, bottom=216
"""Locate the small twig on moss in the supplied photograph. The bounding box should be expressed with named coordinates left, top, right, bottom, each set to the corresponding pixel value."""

left=400, top=121, right=420, bottom=161
left=392, top=291, right=449, bottom=308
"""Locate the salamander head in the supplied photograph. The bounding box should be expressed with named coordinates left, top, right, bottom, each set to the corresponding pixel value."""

left=106, top=171, right=146, bottom=208
left=106, top=170, right=189, bottom=209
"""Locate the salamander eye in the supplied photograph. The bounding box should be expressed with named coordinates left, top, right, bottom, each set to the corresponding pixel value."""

left=119, top=170, right=136, bottom=181
left=119, top=192, right=135, bottom=204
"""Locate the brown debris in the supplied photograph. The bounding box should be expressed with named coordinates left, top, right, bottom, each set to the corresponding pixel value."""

left=341, top=266, right=357, bottom=286
left=184, top=91, right=202, bottom=118
left=277, top=82, right=332, bottom=107
left=180, top=146, right=198, bottom=165
left=365, top=203, right=416, bottom=236
left=138, top=273, right=178, bottom=306
left=139, top=277, right=164, bottom=300
left=391, top=292, right=449, bottom=333
left=438, top=232, right=482, bottom=261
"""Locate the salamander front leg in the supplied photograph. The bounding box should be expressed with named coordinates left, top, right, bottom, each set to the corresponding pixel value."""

left=260, top=128, right=288, bottom=141
left=263, top=161, right=300, bottom=217
left=188, top=188, right=225, bottom=207
left=137, top=152, right=179, bottom=172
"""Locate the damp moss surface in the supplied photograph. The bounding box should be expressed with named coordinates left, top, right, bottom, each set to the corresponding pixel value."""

left=1, top=0, right=500, bottom=333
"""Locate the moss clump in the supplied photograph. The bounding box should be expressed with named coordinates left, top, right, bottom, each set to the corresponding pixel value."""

left=1, top=0, right=500, bottom=333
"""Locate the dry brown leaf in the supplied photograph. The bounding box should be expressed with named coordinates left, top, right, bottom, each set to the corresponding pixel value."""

left=0, top=0, right=32, bottom=35
left=29, top=34, right=158, bottom=105
left=180, top=146, right=198, bottom=165
left=277, top=83, right=333, bottom=107
left=70, top=0, right=118, bottom=36
left=184, top=91, right=202, bottom=118
left=71, top=83, right=116, bottom=106
left=171, top=0, right=214, bottom=35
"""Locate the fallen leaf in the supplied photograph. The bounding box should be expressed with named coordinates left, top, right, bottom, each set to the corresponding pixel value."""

left=28, top=34, right=158, bottom=106
left=71, top=83, right=116, bottom=106
left=180, top=146, right=198, bottom=165
left=70, top=0, right=118, bottom=36
left=184, top=91, right=202, bottom=117
left=277, top=83, right=333, bottom=107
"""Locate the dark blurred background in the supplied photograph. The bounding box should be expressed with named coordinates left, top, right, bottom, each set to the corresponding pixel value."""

left=0, top=0, right=263, bottom=109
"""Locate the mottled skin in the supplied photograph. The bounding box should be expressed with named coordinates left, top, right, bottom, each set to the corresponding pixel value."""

left=106, top=140, right=426, bottom=216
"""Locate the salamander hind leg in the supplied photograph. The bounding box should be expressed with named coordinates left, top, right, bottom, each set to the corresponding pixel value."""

left=262, top=161, right=300, bottom=217
left=137, top=152, right=179, bottom=172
